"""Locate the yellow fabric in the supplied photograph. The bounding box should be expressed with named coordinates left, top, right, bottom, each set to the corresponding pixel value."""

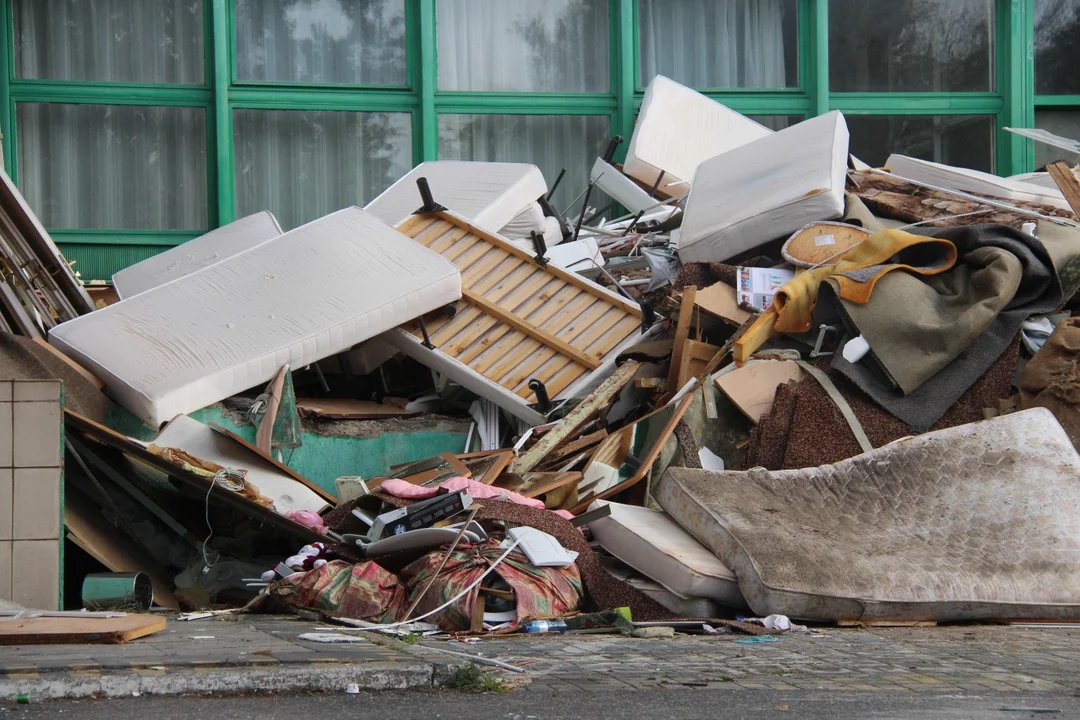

left=771, top=229, right=957, bottom=334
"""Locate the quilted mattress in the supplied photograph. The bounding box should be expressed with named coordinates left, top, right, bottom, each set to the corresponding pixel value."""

left=364, top=161, right=547, bottom=232
left=112, top=212, right=283, bottom=299
left=50, top=207, right=462, bottom=427
left=656, top=409, right=1080, bottom=622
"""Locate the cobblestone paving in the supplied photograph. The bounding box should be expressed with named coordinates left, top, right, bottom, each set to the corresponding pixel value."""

left=424, top=626, right=1080, bottom=694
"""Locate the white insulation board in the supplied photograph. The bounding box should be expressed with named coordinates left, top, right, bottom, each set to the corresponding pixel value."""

left=678, top=111, right=849, bottom=264
left=365, top=161, right=548, bottom=232
left=887, top=154, right=1072, bottom=211
left=624, top=75, right=773, bottom=194
left=588, top=500, right=746, bottom=608
left=50, top=207, right=462, bottom=427
left=112, top=212, right=283, bottom=300
left=154, top=415, right=329, bottom=515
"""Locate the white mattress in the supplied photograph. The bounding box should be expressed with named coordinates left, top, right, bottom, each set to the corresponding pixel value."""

left=623, top=75, right=773, bottom=194
left=887, top=154, right=1071, bottom=211
left=365, top=161, right=548, bottom=232
left=499, top=202, right=547, bottom=239
left=587, top=500, right=746, bottom=608
left=50, top=207, right=462, bottom=427
left=590, top=158, right=657, bottom=214
left=678, top=111, right=849, bottom=264
left=153, top=415, right=329, bottom=515
left=112, top=212, right=283, bottom=299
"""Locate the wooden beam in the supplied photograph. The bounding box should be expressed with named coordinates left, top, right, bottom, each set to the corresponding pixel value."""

left=1047, top=161, right=1080, bottom=218
left=462, top=289, right=600, bottom=370
left=666, top=286, right=697, bottom=392
left=509, top=360, right=640, bottom=473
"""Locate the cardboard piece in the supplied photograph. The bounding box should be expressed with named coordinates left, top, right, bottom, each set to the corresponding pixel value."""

left=695, top=283, right=751, bottom=326
left=111, top=212, right=283, bottom=299
left=624, top=75, right=773, bottom=194
left=0, top=614, right=166, bottom=645
left=50, top=207, right=462, bottom=428
left=365, top=161, right=547, bottom=232
left=678, top=111, right=850, bottom=264
left=715, top=360, right=806, bottom=423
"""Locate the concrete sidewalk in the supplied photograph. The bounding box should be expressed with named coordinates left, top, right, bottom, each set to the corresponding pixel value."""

left=0, top=615, right=457, bottom=700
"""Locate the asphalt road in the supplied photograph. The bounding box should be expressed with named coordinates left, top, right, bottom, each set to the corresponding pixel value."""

left=9, top=689, right=1079, bottom=720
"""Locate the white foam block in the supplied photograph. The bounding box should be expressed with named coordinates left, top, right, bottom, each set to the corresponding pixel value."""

left=624, top=75, right=773, bottom=194
left=588, top=500, right=746, bottom=607
left=50, top=207, right=462, bottom=427
left=365, top=161, right=548, bottom=232
left=499, top=202, right=546, bottom=240
left=590, top=158, right=656, bottom=214
left=112, top=213, right=283, bottom=300
left=153, top=415, right=329, bottom=515
left=678, top=111, right=849, bottom=264
left=887, top=154, right=1072, bottom=211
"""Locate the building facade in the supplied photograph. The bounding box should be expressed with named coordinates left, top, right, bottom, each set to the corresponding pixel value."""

left=0, top=0, right=1076, bottom=280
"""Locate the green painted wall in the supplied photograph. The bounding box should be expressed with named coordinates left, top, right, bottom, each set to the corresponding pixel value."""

left=105, top=405, right=470, bottom=497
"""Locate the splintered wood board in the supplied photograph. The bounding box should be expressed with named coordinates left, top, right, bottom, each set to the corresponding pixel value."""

left=0, top=614, right=166, bottom=644
left=395, top=212, right=642, bottom=401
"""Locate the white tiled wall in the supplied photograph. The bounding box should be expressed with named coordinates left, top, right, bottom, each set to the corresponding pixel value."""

left=0, top=380, right=61, bottom=610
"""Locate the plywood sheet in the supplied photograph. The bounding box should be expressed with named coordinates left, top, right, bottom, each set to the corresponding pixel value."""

left=0, top=614, right=166, bottom=644
left=715, top=361, right=805, bottom=423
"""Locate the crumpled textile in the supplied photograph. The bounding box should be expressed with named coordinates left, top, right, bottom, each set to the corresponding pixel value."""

left=379, top=476, right=546, bottom=510
left=399, top=538, right=583, bottom=631
left=771, top=228, right=957, bottom=334
left=264, top=559, right=405, bottom=623
left=818, top=222, right=1069, bottom=430
left=1020, top=317, right=1080, bottom=451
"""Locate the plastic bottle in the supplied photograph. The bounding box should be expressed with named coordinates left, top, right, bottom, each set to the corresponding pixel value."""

left=522, top=619, right=568, bottom=634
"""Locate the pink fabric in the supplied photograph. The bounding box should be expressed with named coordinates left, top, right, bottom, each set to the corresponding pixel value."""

left=379, top=476, right=545, bottom=510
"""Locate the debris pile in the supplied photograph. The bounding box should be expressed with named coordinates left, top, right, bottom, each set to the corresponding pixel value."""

left=4, top=74, right=1080, bottom=640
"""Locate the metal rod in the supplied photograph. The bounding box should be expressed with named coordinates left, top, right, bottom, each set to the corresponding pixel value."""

left=546, top=169, right=566, bottom=201
left=649, top=170, right=666, bottom=197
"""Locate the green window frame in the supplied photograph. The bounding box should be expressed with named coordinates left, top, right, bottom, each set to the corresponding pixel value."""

left=0, top=0, right=1065, bottom=281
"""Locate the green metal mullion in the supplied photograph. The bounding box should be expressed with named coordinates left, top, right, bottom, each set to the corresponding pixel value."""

left=1000, top=0, right=1034, bottom=175
left=434, top=93, right=616, bottom=112
left=614, top=0, right=634, bottom=161
left=229, top=88, right=417, bottom=112
left=809, top=0, right=828, bottom=116
left=830, top=94, right=1003, bottom=112
left=8, top=83, right=210, bottom=105
left=417, top=0, right=437, bottom=160
left=48, top=230, right=202, bottom=247
left=212, top=0, right=233, bottom=224
left=1034, top=96, right=1080, bottom=107
left=629, top=93, right=808, bottom=116
left=0, top=0, right=12, bottom=174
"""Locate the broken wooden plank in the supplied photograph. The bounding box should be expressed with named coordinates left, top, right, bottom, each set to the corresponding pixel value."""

left=510, top=360, right=641, bottom=474
left=296, top=398, right=419, bottom=420
left=1048, top=161, right=1080, bottom=218
left=32, top=337, right=105, bottom=390
left=676, top=338, right=721, bottom=390
left=666, top=286, right=697, bottom=392
left=0, top=614, right=166, bottom=644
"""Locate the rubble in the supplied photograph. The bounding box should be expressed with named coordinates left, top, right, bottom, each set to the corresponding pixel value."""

left=0, top=74, right=1079, bottom=649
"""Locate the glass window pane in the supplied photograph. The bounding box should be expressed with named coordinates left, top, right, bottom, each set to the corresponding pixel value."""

left=437, top=0, right=610, bottom=92
left=1034, top=110, right=1080, bottom=169
left=13, top=0, right=204, bottom=84
left=233, top=109, right=412, bottom=231
left=16, top=104, right=207, bottom=230
left=638, top=0, right=798, bottom=89
left=234, top=0, right=406, bottom=85
left=829, top=0, right=994, bottom=92
left=438, top=114, right=611, bottom=211
left=846, top=114, right=995, bottom=172
left=1035, top=0, right=1080, bottom=95
left=746, top=115, right=803, bottom=131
